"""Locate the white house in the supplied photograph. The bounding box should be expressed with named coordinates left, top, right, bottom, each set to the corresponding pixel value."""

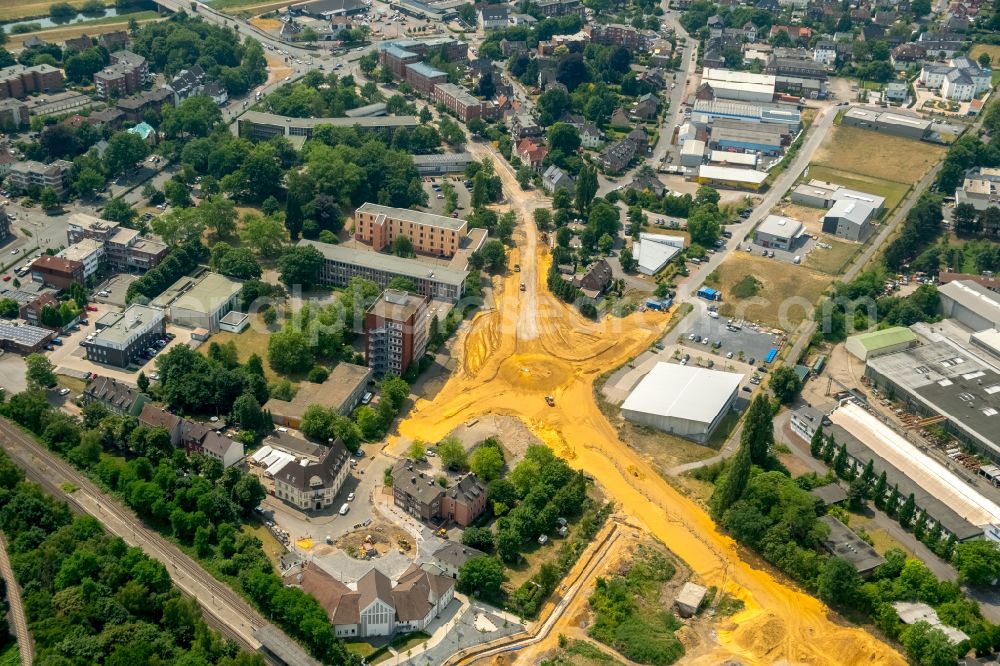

left=813, top=41, right=837, bottom=67
left=921, top=58, right=992, bottom=101
left=271, top=439, right=352, bottom=511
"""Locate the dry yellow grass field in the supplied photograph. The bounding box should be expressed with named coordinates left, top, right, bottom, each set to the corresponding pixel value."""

left=811, top=125, right=946, bottom=183
left=707, top=253, right=832, bottom=328
left=971, top=44, right=1000, bottom=67
left=4, top=16, right=158, bottom=50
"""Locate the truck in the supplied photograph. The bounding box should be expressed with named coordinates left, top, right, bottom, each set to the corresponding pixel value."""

left=697, top=287, right=721, bottom=302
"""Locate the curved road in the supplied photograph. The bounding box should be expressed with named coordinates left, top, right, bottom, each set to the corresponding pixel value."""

left=0, top=417, right=315, bottom=665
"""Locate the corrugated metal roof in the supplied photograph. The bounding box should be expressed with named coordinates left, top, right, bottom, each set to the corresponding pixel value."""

left=848, top=326, right=917, bottom=351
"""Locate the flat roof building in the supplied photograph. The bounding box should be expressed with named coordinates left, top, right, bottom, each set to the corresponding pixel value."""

left=264, top=363, right=373, bottom=428
left=0, top=321, right=54, bottom=354
left=754, top=215, right=804, bottom=250
left=842, top=106, right=931, bottom=140
left=845, top=327, right=918, bottom=361
left=621, top=362, right=742, bottom=442
left=701, top=68, right=776, bottom=102
left=300, top=239, right=467, bottom=302
left=150, top=272, right=242, bottom=333
left=864, top=337, right=1000, bottom=462
left=696, top=165, right=768, bottom=190
left=365, top=289, right=429, bottom=376
left=411, top=153, right=475, bottom=176
left=237, top=111, right=420, bottom=144
left=819, top=515, right=886, bottom=575
left=58, top=239, right=104, bottom=279
left=86, top=304, right=165, bottom=368
left=679, top=139, right=706, bottom=167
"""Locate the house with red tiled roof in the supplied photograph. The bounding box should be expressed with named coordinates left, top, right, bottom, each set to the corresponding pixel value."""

left=515, top=138, right=548, bottom=172
left=139, top=404, right=183, bottom=446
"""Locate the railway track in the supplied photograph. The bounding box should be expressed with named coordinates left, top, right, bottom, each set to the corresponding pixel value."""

left=0, top=532, right=33, bottom=666
left=0, top=418, right=266, bottom=651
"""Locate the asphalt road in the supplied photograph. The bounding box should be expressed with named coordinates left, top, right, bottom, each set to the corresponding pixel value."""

left=0, top=417, right=318, bottom=665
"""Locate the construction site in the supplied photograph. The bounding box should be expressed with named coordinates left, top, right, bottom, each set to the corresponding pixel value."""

left=393, top=142, right=908, bottom=665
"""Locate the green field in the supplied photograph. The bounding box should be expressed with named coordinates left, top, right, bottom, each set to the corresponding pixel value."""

left=0, top=0, right=111, bottom=22
left=806, top=165, right=911, bottom=212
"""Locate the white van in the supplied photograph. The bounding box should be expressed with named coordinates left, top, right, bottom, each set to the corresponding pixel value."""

left=793, top=256, right=801, bottom=264
left=339, top=503, right=350, bottom=516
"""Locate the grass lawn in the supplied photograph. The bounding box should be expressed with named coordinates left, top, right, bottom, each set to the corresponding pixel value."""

left=390, top=631, right=431, bottom=653
left=806, top=165, right=912, bottom=212
left=241, top=523, right=286, bottom=568
left=57, top=375, right=88, bottom=395
left=0, top=645, right=19, bottom=666
left=705, top=253, right=831, bottom=329
left=199, top=312, right=296, bottom=383
left=805, top=238, right=861, bottom=275
left=0, top=0, right=111, bottom=22
left=970, top=44, right=1000, bottom=69
left=811, top=125, right=946, bottom=185
left=344, top=641, right=380, bottom=659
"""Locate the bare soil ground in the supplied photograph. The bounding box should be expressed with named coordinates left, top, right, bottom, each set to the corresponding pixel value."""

left=707, top=254, right=832, bottom=329
left=335, top=519, right=414, bottom=559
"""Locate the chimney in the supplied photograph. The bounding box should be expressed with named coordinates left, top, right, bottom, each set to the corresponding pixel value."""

left=411, top=476, right=416, bottom=484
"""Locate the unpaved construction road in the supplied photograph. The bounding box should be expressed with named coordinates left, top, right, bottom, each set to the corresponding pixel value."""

left=394, top=141, right=906, bottom=665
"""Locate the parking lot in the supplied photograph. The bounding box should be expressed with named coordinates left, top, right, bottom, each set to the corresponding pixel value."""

left=93, top=274, right=142, bottom=309
left=678, top=307, right=785, bottom=366
left=421, top=177, right=472, bottom=219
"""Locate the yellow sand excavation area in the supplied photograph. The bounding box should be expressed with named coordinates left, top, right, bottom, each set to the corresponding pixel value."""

left=392, top=142, right=906, bottom=665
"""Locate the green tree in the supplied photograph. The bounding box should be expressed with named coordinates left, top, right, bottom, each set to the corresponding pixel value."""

left=391, top=234, right=415, bottom=258
left=456, top=556, right=506, bottom=600
left=741, top=394, right=773, bottom=467
left=462, top=526, right=494, bottom=551
left=39, top=187, right=59, bottom=210
left=710, top=442, right=751, bottom=516
left=268, top=328, right=313, bottom=374
left=898, top=493, right=916, bottom=528
left=470, top=445, right=504, bottom=481
left=137, top=371, right=150, bottom=393
left=277, top=245, right=323, bottom=289
left=952, top=540, right=1000, bottom=587
left=769, top=365, right=801, bottom=403
left=200, top=196, right=237, bottom=238
left=104, top=131, right=149, bottom=175
left=240, top=214, right=286, bottom=258
left=477, top=239, right=507, bottom=272
left=885, top=483, right=901, bottom=517
left=818, top=556, right=862, bottom=609
left=900, top=622, right=957, bottom=666
left=25, top=353, right=56, bottom=389
left=102, top=197, right=136, bottom=225
left=232, top=392, right=265, bottom=431
left=833, top=444, right=849, bottom=478
left=407, top=440, right=427, bottom=460
left=872, top=471, right=888, bottom=509
left=809, top=425, right=824, bottom=458
left=437, top=436, right=468, bottom=471
left=575, top=165, right=598, bottom=213
left=619, top=248, right=636, bottom=272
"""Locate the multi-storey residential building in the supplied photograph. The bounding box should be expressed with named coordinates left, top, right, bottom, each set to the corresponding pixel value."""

left=0, top=99, right=28, bottom=130
left=30, top=255, right=84, bottom=290
left=380, top=45, right=422, bottom=79
left=433, top=83, right=496, bottom=122
left=0, top=206, right=10, bottom=244
left=93, top=50, right=148, bottom=99
left=365, top=289, right=429, bottom=376
left=404, top=62, right=447, bottom=95
left=115, top=87, right=172, bottom=122
left=597, top=138, right=637, bottom=173
left=85, top=304, right=166, bottom=367
left=765, top=55, right=829, bottom=95
left=478, top=4, right=509, bottom=29
left=354, top=203, right=466, bottom=257
left=535, top=0, right=584, bottom=16
left=66, top=213, right=167, bottom=273
left=7, top=160, right=72, bottom=196
left=0, top=65, right=64, bottom=100
left=588, top=23, right=651, bottom=50
left=58, top=239, right=104, bottom=280
left=301, top=239, right=468, bottom=301
left=392, top=460, right=488, bottom=526
left=272, top=439, right=352, bottom=511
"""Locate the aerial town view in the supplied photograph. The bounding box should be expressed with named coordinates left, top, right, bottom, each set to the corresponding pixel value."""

left=0, top=0, right=999, bottom=663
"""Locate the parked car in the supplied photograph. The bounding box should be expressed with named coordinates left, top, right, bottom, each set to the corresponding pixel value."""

left=58, top=388, right=70, bottom=396
left=86, top=305, right=98, bottom=312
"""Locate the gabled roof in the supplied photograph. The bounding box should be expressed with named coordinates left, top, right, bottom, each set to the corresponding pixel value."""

left=139, top=404, right=182, bottom=432
left=357, top=568, right=394, bottom=611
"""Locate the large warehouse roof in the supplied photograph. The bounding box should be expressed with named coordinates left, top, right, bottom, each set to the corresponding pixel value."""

left=847, top=326, right=917, bottom=352
left=621, top=363, right=742, bottom=425
left=757, top=215, right=804, bottom=239
left=697, top=165, right=768, bottom=185
left=940, top=279, right=1000, bottom=326
left=830, top=401, right=1000, bottom=529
